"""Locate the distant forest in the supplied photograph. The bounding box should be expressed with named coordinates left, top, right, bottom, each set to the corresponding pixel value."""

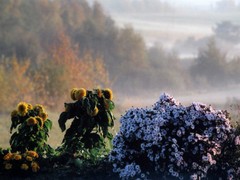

left=0, top=0, right=240, bottom=112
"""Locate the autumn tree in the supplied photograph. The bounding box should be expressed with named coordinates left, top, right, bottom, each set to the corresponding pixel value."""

left=0, top=56, right=33, bottom=112
left=32, top=32, right=109, bottom=109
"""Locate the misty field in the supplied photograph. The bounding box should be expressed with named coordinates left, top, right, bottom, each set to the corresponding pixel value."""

left=112, top=11, right=240, bottom=38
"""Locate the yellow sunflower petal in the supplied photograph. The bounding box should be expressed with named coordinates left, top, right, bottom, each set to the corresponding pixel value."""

left=21, top=163, right=29, bottom=170
left=103, top=88, right=113, bottom=100
left=70, top=88, right=78, bottom=100
left=75, top=88, right=87, bottom=100
left=27, top=117, right=38, bottom=126
left=17, top=102, right=28, bottom=116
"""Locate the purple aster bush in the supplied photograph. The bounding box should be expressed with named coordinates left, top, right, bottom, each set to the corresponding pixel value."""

left=109, top=93, right=240, bottom=179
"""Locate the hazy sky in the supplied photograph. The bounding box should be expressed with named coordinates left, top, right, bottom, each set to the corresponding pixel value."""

left=167, top=0, right=219, bottom=5
left=169, top=0, right=239, bottom=7
left=166, top=0, right=228, bottom=9
left=91, top=0, right=240, bottom=10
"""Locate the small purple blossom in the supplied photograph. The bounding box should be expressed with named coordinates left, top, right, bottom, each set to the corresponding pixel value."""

left=234, top=135, right=240, bottom=145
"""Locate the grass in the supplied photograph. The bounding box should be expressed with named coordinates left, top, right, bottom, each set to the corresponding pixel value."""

left=1, top=97, right=239, bottom=149
left=0, top=109, right=122, bottom=149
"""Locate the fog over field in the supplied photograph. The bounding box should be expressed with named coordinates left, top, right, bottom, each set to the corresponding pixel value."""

left=89, top=0, right=240, bottom=108
left=93, top=0, right=240, bottom=56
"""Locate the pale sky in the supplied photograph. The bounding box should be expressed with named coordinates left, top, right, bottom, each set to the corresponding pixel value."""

left=92, top=0, right=240, bottom=10
left=167, top=0, right=219, bottom=5
left=166, top=0, right=239, bottom=7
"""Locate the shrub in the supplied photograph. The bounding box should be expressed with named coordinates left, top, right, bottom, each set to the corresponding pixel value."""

left=109, top=93, right=240, bottom=179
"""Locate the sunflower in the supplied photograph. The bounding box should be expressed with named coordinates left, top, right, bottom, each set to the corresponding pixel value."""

left=26, top=156, right=33, bottom=162
left=21, top=163, right=29, bottom=171
left=17, top=102, right=28, bottom=116
left=88, top=107, right=99, bottom=117
left=26, top=151, right=39, bottom=158
left=31, top=162, right=40, bottom=172
left=39, top=112, right=48, bottom=121
left=14, top=154, right=22, bottom=161
left=75, top=88, right=87, bottom=100
left=3, top=153, right=13, bottom=161
left=35, top=116, right=44, bottom=128
left=33, top=104, right=45, bottom=114
left=27, top=117, right=38, bottom=126
left=11, top=110, right=18, bottom=117
left=103, top=88, right=113, bottom=100
left=27, top=103, right=33, bottom=110
left=4, top=163, right=12, bottom=170
left=70, top=88, right=78, bottom=100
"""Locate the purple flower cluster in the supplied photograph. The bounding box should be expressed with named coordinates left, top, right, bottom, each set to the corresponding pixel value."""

left=109, top=93, right=239, bottom=179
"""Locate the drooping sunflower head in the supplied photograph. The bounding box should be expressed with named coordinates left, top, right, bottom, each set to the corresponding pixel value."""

left=26, top=150, right=39, bottom=158
left=17, top=102, right=28, bottom=116
left=27, top=117, right=38, bottom=126
left=3, top=153, right=13, bottom=161
left=39, top=112, right=48, bottom=121
left=35, top=116, right=43, bottom=128
left=21, top=163, right=29, bottom=171
left=11, top=110, right=18, bottom=117
left=33, top=104, right=45, bottom=114
left=13, top=154, right=22, bottom=161
left=103, top=88, right=113, bottom=100
left=75, top=88, right=87, bottom=100
left=26, top=156, right=33, bottom=162
left=31, top=162, right=40, bottom=172
left=70, top=88, right=78, bottom=101
left=87, top=106, right=99, bottom=117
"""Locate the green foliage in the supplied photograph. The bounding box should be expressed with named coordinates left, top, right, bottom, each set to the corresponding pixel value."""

left=9, top=102, right=54, bottom=156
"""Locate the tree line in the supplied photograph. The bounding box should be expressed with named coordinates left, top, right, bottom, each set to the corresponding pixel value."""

left=0, top=0, right=240, bottom=112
